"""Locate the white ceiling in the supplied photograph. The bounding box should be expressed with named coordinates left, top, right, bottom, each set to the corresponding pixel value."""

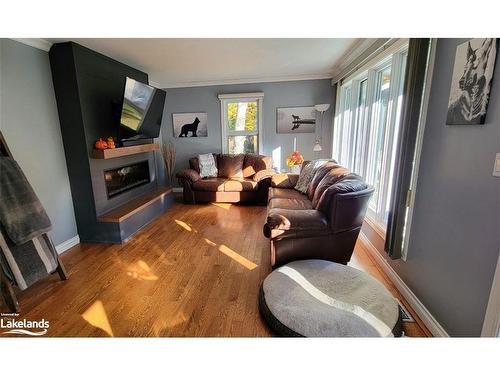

left=45, top=38, right=373, bottom=88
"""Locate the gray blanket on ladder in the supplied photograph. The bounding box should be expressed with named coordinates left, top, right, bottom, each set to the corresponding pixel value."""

left=0, top=157, right=58, bottom=290
left=0, top=157, right=52, bottom=244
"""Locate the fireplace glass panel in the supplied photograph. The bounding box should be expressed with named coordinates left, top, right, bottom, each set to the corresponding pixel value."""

left=104, top=161, right=150, bottom=199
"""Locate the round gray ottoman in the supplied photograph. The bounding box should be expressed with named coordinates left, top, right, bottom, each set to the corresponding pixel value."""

left=259, top=259, right=402, bottom=337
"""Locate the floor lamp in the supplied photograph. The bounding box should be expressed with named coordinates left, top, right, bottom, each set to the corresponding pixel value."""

left=313, top=104, right=330, bottom=152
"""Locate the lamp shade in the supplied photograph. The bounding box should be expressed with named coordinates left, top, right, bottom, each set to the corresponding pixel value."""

left=314, top=103, right=330, bottom=112
left=313, top=141, right=322, bottom=152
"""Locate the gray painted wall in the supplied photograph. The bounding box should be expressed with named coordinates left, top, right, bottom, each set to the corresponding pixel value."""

left=363, top=38, right=500, bottom=336
left=159, top=79, right=334, bottom=185
left=0, top=39, right=78, bottom=246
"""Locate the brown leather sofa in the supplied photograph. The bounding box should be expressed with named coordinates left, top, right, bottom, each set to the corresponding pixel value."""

left=263, top=162, right=374, bottom=268
left=176, top=153, right=276, bottom=204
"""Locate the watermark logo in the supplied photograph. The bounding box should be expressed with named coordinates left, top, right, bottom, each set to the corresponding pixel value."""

left=1, top=313, right=49, bottom=336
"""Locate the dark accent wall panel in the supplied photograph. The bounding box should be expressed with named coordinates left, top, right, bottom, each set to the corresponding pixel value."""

left=49, top=43, right=96, bottom=240
left=49, top=42, right=167, bottom=243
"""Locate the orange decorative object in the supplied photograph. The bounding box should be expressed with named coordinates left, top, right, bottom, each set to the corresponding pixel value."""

left=107, top=137, right=116, bottom=149
left=94, top=138, right=108, bottom=150
left=286, top=151, right=304, bottom=167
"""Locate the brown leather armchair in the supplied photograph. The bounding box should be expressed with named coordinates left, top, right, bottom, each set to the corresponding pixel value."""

left=176, top=153, right=275, bottom=205
left=263, top=162, right=374, bottom=268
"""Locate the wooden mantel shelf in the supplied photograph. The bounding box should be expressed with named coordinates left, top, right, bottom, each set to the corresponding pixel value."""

left=97, top=187, right=172, bottom=223
left=92, top=143, right=159, bottom=159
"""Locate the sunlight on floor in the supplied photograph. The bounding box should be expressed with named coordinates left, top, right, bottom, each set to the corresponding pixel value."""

left=81, top=300, right=114, bottom=337
left=127, top=260, right=158, bottom=281
left=219, top=244, right=258, bottom=270
left=204, top=238, right=217, bottom=246
left=175, top=219, right=192, bottom=232
left=152, top=312, right=187, bottom=336
left=211, top=202, right=232, bottom=210
left=204, top=237, right=258, bottom=270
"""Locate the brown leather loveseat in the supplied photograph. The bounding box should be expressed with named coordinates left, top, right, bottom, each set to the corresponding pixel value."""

left=263, top=161, right=374, bottom=268
left=176, top=153, right=275, bottom=204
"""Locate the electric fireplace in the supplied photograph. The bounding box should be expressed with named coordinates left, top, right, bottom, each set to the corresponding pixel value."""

left=104, top=161, right=150, bottom=199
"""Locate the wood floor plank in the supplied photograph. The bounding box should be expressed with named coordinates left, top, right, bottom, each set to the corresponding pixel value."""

left=0, top=198, right=428, bottom=337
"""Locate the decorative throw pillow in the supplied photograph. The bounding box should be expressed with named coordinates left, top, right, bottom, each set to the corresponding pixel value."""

left=294, top=159, right=331, bottom=194
left=198, top=153, right=218, bottom=178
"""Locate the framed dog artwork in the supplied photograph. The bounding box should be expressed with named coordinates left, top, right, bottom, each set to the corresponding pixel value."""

left=172, top=112, right=208, bottom=137
left=446, top=38, right=498, bottom=125
left=276, top=106, right=316, bottom=133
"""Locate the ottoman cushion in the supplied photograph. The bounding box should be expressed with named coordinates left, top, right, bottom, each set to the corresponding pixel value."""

left=259, top=259, right=402, bottom=337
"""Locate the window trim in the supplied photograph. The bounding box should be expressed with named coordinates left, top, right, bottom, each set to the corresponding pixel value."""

left=218, top=92, right=264, bottom=154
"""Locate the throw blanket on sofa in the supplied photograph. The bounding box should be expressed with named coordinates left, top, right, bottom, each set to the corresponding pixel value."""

left=294, top=159, right=335, bottom=193
left=0, top=157, right=52, bottom=244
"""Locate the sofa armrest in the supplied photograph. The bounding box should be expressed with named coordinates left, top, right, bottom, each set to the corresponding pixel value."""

left=263, top=208, right=329, bottom=239
left=271, top=173, right=299, bottom=189
left=253, top=168, right=276, bottom=183
left=176, top=169, right=201, bottom=184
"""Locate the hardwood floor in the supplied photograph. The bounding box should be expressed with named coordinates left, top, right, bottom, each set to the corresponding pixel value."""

left=0, top=199, right=430, bottom=337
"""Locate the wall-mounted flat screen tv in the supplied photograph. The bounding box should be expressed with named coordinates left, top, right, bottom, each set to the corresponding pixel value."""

left=119, top=77, right=166, bottom=141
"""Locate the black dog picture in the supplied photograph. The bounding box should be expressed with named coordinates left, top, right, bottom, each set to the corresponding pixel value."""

left=179, top=117, right=200, bottom=137
left=447, top=38, right=498, bottom=125
left=172, top=113, right=208, bottom=137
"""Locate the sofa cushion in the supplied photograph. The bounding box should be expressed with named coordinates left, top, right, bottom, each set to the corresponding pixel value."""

left=192, top=178, right=226, bottom=192
left=189, top=153, right=218, bottom=173
left=311, top=166, right=351, bottom=208
left=269, top=198, right=313, bottom=211
left=243, top=154, right=273, bottom=178
left=305, top=162, right=340, bottom=200
left=224, top=178, right=258, bottom=192
left=217, top=154, right=244, bottom=178
left=268, top=187, right=308, bottom=202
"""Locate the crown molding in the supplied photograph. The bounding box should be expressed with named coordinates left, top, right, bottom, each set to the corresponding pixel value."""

left=10, top=38, right=52, bottom=52
left=148, top=80, right=161, bottom=88
left=159, top=73, right=333, bottom=89
left=330, top=38, right=391, bottom=84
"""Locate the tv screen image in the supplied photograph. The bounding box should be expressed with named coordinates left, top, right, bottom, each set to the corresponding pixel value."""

left=121, top=77, right=154, bottom=131
left=119, top=77, right=166, bottom=141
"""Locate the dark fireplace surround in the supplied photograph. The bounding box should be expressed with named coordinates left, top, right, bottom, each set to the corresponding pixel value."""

left=49, top=42, right=172, bottom=243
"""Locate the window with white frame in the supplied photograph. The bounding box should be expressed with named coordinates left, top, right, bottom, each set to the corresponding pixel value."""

left=333, top=41, right=408, bottom=231
left=218, top=93, right=264, bottom=154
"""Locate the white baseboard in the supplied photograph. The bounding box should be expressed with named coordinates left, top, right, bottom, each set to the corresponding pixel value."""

left=172, top=187, right=183, bottom=193
left=55, top=235, right=80, bottom=255
left=359, top=232, right=449, bottom=337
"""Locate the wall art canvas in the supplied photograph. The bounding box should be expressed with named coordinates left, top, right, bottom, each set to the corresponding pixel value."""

left=277, top=106, right=316, bottom=133
left=172, top=112, right=208, bottom=137
left=447, top=38, right=498, bottom=125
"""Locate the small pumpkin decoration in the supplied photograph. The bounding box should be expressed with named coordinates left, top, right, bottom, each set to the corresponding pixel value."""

left=107, top=137, right=116, bottom=149
left=94, top=138, right=108, bottom=150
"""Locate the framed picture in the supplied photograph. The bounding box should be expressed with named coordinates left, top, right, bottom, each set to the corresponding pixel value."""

left=172, top=112, right=208, bottom=137
left=446, top=38, right=498, bottom=125
left=277, top=106, right=316, bottom=134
